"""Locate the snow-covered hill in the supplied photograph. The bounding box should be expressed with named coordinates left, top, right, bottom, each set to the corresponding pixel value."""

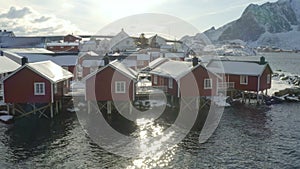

left=204, top=0, right=300, bottom=50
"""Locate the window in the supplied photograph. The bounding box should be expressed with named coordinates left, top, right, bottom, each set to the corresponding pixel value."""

left=204, top=78, right=212, bottom=89
left=115, top=81, right=126, bottom=93
left=34, top=82, right=45, bottom=95
left=267, top=74, right=271, bottom=84
left=153, top=75, right=158, bottom=84
left=240, top=75, right=248, bottom=85
left=168, top=78, right=173, bottom=89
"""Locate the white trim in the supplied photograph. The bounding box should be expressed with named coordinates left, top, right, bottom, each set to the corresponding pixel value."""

left=168, top=78, right=173, bottom=89
left=204, top=78, right=212, bottom=89
left=240, top=75, right=248, bottom=85
left=34, top=82, right=46, bottom=95
left=115, top=81, right=126, bottom=93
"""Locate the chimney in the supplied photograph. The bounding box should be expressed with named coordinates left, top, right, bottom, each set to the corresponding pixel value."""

left=103, top=53, right=109, bottom=66
left=192, top=56, right=199, bottom=67
left=21, top=57, right=28, bottom=65
left=0, top=51, right=3, bottom=56
left=259, top=56, right=266, bottom=65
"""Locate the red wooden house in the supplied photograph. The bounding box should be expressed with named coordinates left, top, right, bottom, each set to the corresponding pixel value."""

left=77, top=51, right=104, bottom=79
left=63, top=34, right=82, bottom=42
left=206, top=58, right=273, bottom=95
left=149, top=59, right=220, bottom=98
left=85, top=60, right=138, bottom=102
left=3, top=61, right=73, bottom=117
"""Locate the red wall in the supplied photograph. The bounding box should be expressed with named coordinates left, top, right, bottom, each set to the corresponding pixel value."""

left=181, top=66, right=218, bottom=97
left=86, top=66, right=135, bottom=101
left=260, top=66, right=272, bottom=90
left=226, top=66, right=272, bottom=92
left=151, top=65, right=218, bottom=97
left=4, top=67, right=52, bottom=103
left=227, top=74, right=258, bottom=91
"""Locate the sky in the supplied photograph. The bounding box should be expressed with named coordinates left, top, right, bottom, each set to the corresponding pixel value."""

left=0, top=0, right=278, bottom=37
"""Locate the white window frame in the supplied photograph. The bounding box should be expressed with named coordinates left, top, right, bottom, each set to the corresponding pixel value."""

left=153, top=75, right=158, bottom=85
left=168, top=78, right=173, bottom=89
left=204, top=78, right=212, bottom=89
left=267, top=74, right=271, bottom=84
left=115, top=81, right=126, bottom=93
left=34, top=82, right=45, bottom=95
left=240, top=75, right=248, bottom=85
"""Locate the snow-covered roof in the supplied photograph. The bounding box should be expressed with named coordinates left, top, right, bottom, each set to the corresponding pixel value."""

left=82, top=60, right=104, bottom=67
left=109, top=60, right=138, bottom=79
left=78, top=51, right=99, bottom=58
left=2, top=48, right=54, bottom=54
left=50, top=55, right=78, bottom=66
left=0, top=56, right=21, bottom=74
left=46, top=42, right=79, bottom=46
left=148, top=57, right=169, bottom=70
left=4, top=60, right=73, bottom=83
left=26, top=61, right=73, bottom=83
left=84, top=60, right=138, bottom=81
left=207, top=60, right=269, bottom=76
left=150, top=60, right=193, bottom=80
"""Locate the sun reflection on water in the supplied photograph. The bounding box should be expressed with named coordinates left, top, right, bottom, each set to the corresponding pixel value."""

left=126, top=118, right=179, bottom=169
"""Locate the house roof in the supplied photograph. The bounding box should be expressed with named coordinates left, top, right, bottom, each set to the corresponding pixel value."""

left=1, top=48, right=54, bottom=54
left=109, top=60, right=138, bottom=79
left=206, top=60, right=272, bottom=76
left=150, top=60, right=221, bottom=81
left=78, top=51, right=99, bottom=58
left=4, top=61, right=73, bottom=83
left=84, top=60, right=138, bottom=81
left=150, top=60, right=194, bottom=80
left=148, top=57, right=169, bottom=70
left=0, top=56, right=21, bottom=74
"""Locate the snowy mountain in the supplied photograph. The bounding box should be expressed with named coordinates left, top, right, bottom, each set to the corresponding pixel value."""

left=204, top=0, right=300, bottom=50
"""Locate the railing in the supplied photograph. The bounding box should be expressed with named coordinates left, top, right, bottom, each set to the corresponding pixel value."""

left=218, top=82, right=235, bottom=90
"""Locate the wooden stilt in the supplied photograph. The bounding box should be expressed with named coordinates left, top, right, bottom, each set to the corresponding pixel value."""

left=12, top=103, right=15, bottom=115
left=242, top=92, right=245, bottom=104
left=107, top=101, right=111, bottom=115
left=56, top=101, right=59, bottom=114
left=87, top=101, right=91, bottom=114
left=7, top=104, right=10, bottom=115
left=129, top=102, right=132, bottom=115
left=50, top=103, right=54, bottom=118
left=248, top=92, right=251, bottom=104
left=59, top=99, right=62, bottom=110
left=33, top=103, right=36, bottom=115
left=256, top=91, right=260, bottom=105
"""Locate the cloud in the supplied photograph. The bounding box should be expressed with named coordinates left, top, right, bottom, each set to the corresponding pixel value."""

left=0, top=6, right=88, bottom=36
left=32, top=16, right=51, bottom=23
left=0, top=7, right=31, bottom=19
